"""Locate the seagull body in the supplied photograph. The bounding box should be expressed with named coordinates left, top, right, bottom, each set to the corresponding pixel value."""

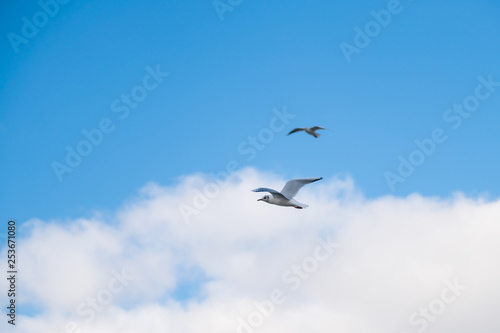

left=252, top=177, right=323, bottom=209
left=287, top=126, right=325, bottom=138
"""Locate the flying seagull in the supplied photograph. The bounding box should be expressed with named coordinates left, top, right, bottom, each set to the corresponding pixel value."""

left=252, top=177, right=323, bottom=209
left=287, top=126, right=325, bottom=138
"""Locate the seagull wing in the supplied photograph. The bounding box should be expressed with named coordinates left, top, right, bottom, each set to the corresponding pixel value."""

left=310, top=126, right=325, bottom=132
left=252, top=187, right=289, bottom=200
left=280, top=177, right=323, bottom=199
left=287, top=128, right=305, bottom=135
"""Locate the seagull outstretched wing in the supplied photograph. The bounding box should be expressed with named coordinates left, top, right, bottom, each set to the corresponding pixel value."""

left=287, top=128, right=305, bottom=135
left=252, top=188, right=288, bottom=200
left=280, top=177, right=323, bottom=199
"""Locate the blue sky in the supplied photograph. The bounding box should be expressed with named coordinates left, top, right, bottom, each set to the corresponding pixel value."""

left=1, top=0, right=500, bottom=223
left=1, top=1, right=500, bottom=331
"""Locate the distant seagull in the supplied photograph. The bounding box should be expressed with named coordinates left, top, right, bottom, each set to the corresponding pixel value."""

left=287, top=126, right=325, bottom=138
left=252, top=177, right=323, bottom=209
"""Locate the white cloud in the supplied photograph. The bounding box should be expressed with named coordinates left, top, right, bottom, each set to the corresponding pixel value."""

left=3, top=167, right=500, bottom=333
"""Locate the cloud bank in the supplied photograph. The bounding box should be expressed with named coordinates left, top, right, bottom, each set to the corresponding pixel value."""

left=3, top=168, right=500, bottom=333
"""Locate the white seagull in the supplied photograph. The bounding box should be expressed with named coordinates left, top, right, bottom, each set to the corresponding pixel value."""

left=252, top=177, right=323, bottom=209
left=287, top=126, right=325, bottom=138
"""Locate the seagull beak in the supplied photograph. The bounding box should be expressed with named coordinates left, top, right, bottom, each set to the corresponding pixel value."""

left=257, top=199, right=263, bottom=201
